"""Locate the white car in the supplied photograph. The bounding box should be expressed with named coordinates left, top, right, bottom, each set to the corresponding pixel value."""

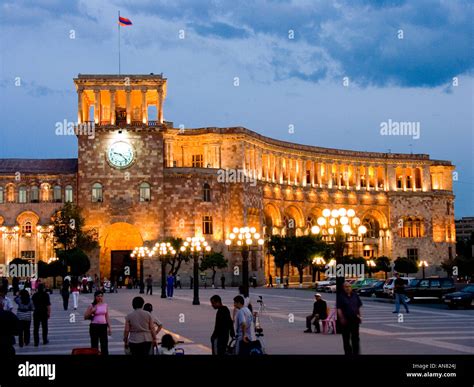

left=315, top=277, right=336, bottom=292
left=383, top=277, right=416, bottom=297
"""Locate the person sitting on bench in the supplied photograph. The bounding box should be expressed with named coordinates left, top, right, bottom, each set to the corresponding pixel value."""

left=304, top=293, right=327, bottom=333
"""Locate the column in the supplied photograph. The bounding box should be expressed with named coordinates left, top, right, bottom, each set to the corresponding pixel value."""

left=141, top=89, right=147, bottom=124
left=109, top=90, right=116, bottom=125
left=356, top=164, right=361, bottom=190
left=299, top=159, right=305, bottom=187
left=158, top=87, right=164, bottom=123
left=93, top=90, right=100, bottom=124
left=277, top=156, right=283, bottom=184
left=126, top=90, right=131, bottom=125
left=345, top=165, right=350, bottom=189
left=387, top=164, right=397, bottom=191
left=421, top=165, right=431, bottom=191
left=327, top=163, right=332, bottom=189
left=288, top=159, right=292, bottom=185
left=337, top=164, right=342, bottom=188
left=77, top=88, right=83, bottom=124
left=203, top=144, right=209, bottom=167
left=257, top=148, right=262, bottom=180
left=412, top=167, right=417, bottom=192
left=402, top=167, right=407, bottom=191
left=366, top=165, right=370, bottom=190
left=310, top=161, right=315, bottom=187
left=383, top=165, right=388, bottom=191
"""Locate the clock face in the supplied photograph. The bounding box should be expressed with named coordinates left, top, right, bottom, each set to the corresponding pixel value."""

left=107, top=141, right=135, bottom=169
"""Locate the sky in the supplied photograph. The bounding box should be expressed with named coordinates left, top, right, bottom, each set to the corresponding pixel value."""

left=0, top=0, right=472, bottom=216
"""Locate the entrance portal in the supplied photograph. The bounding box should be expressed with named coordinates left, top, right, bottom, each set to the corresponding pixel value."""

left=111, top=250, right=136, bottom=283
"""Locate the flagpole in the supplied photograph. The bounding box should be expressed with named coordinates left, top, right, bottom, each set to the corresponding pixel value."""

left=118, top=10, right=121, bottom=75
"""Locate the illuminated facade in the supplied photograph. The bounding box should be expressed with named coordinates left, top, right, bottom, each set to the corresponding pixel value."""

left=0, top=74, right=456, bottom=282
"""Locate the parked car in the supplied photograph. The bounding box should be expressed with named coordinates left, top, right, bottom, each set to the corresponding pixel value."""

left=383, top=276, right=416, bottom=297
left=351, top=278, right=379, bottom=290
left=405, top=278, right=455, bottom=303
left=356, top=280, right=386, bottom=297
left=442, top=285, right=474, bottom=309
left=315, top=276, right=336, bottom=292
left=323, top=278, right=357, bottom=293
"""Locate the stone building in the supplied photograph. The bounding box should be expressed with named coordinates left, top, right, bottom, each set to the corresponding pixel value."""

left=0, top=74, right=456, bottom=284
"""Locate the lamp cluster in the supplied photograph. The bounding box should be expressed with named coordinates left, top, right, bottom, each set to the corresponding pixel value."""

left=311, top=208, right=367, bottom=236
left=180, top=237, right=211, bottom=253
left=225, top=227, right=264, bottom=247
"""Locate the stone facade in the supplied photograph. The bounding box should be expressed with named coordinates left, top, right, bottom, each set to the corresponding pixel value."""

left=0, top=74, right=456, bottom=284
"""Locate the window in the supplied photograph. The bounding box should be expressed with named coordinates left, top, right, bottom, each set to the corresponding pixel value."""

left=6, top=185, right=15, bottom=202
left=397, top=176, right=402, bottom=189
left=19, top=186, right=27, bottom=203
left=414, top=219, right=422, bottom=237
left=192, top=154, right=203, bottom=168
left=139, top=182, right=151, bottom=202
left=92, top=183, right=103, bottom=202
left=406, top=176, right=412, bottom=189
left=65, top=185, right=73, bottom=203
left=363, top=218, right=379, bottom=238
left=419, top=279, right=429, bottom=288
left=430, top=280, right=440, bottom=288
left=401, top=217, right=423, bottom=238
left=22, top=221, right=32, bottom=234
left=21, top=251, right=35, bottom=264
left=363, top=250, right=374, bottom=258
left=202, top=215, right=213, bottom=235
left=53, top=185, right=62, bottom=202
left=306, top=170, right=311, bottom=184
left=0, top=187, right=3, bottom=204
left=30, top=186, right=39, bottom=202
left=203, top=183, right=211, bottom=202
left=407, top=248, right=418, bottom=260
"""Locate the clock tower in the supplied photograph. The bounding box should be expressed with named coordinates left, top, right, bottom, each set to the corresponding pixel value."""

left=73, top=74, right=168, bottom=279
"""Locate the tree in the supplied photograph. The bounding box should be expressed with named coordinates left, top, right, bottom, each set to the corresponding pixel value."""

left=165, top=237, right=191, bottom=276
left=394, top=257, right=418, bottom=276
left=375, top=256, right=391, bottom=279
left=289, top=235, right=327, bottom=285
left=200, top=252, right=228, bottom=286
left=267, top=235, right=292, bottom=286
left=52, top=203, right=98, bottom=278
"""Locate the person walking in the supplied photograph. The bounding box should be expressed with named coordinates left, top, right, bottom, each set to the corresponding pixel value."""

left=166, top=273, right=174, bottom=298
left=14, top=290, right=34, bottom=347
left=175, top=274, right=182, bottom=289
left=220, top=274, right=226, bottom=289
left=393, top=273, right=409, bottom=314
left=24, top=278, right=32, bottom=293
left=143, top=303, right=163, bottom=354
left=145, top=275, right=153, bottom=295
left=268, top=274, right=273, bottom=288
left=71, top=277, right=80, bottom=311
left=0, top=296, right=19, bottom=356
left=210, top=295, right=235, bottom=355
left=0, top=285, right=13, bottom=312
left=61, top=278, right=70, bottom=311
left=337, top=281, right=363, bottom=355
left=123, top=297, right=157, bottom=356
left=32, top=284, right=51, bottom=346
left=84, top=291, right=111, bottom=355
left=233, top=295, right=254, bottom=355
left=304, top=293, right=327, bottom=333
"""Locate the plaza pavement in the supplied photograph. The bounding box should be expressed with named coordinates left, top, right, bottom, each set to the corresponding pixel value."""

left=15, top=286, right=474, bottom=355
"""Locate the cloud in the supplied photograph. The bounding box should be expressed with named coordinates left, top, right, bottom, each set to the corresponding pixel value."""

left=190, top=22, right=249, bottom=40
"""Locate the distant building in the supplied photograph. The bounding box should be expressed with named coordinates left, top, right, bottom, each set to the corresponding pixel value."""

left=455, top=217, right=474, bottom=241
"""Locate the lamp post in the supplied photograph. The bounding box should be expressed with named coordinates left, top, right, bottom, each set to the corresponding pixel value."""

left=311, top=208, right=367, bottom=297
left=180, top=237, right=211, bottom=305
left=225, top=227, right=264, bottom=298
left=418, top=260, right=428, bottom=279
left=367, top=259, right=376, bottom=278
left=130, top=246, right=148, bottom=291
left=312, top=257, right=326, bottom=282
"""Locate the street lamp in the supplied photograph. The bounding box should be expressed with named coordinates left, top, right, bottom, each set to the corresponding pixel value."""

left=311, top=208, right=367, bottom=296
left=225, top=226, right=264, bottom=297
left=418, top=260, right=428, bottom=278
left=312, top=257, right=326, bottom=282
left=367, top=259, right=376, bottom=278
left=131, top=246, right=148, bottom=291
left=180, top=237, right=211, bottom=305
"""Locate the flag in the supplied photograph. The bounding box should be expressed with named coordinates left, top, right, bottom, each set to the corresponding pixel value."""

left=119, top=16, right=132, bottom=26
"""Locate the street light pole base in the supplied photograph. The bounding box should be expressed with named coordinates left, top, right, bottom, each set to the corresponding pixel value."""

left=192, top=299, right=200, bottom=305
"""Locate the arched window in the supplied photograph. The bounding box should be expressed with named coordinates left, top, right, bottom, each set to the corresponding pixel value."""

left=19, top=186, right=27, bottom=203
left=0, top=187, right=3, bottom=204
left=30, top=186, right=39, bottom=202
left=53, top=185, right=62, bottom=202
left=65, top=185, right=73, bottom=203
left=203, top=183, right=211, bottom=202
left=92, top=183, right=103, bottom=202
left=363, top=218, right=379, bottom=238
left=139, top=182, right=151, bottom=202
left=414, top=219, right=422, bottom=237
left=22, top=221, right=32, bottom=235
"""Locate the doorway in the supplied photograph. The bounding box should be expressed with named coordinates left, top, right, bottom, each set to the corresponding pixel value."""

left=111, top=250, right=136, bottom=284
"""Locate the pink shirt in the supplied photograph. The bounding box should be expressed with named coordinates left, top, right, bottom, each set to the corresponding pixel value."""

left=91, top=303, right=108, bottom=325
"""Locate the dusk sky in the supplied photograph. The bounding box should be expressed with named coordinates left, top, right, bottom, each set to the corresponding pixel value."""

left=0, top=0, right=472, bottom=215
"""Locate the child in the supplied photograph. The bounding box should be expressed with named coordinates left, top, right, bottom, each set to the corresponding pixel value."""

left=157, top=334, right=177, bottom=355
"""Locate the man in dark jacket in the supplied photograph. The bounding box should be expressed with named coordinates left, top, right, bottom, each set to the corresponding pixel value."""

left=337, top=282, right=363, bottom=355
left=304, top=293, right=328, bottom=333
left=210, top=295, right=235, bottom=355
left=32, top=284, right=51, bottom=346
